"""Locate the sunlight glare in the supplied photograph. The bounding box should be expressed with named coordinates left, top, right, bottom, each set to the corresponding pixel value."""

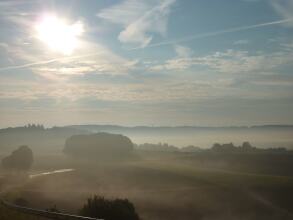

left=35, top=14, right=84, bottom=55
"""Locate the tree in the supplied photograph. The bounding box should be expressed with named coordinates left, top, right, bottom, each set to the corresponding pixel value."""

left=211, top=143, right=237, bottom=153
left=212, top=143, right=221, bottom=151
left=63, top=133, right=134, bottom=159
left=241, top=141, right=257, bottom=152
left=80, top=195, right=139, bottom=220
left=2, top=145, right=33, bottom=171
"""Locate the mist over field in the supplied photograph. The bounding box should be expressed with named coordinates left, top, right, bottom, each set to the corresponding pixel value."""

left=1, top=0, right=293, bottom=219
left=69, top=125, right=293, bottom=149
left=0, top=125, right=293, bottom=155
left=0, top=124, right=293, bottom=220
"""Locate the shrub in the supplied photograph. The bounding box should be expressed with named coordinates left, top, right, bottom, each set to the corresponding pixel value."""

left=64, top=133, right=133, bottom=159
left=80, top=195, right=139, bottom=220
left=2, top=145, right=33, bottom=171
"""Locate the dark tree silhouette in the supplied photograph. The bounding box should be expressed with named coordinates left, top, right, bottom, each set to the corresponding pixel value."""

left=80, top=195, right=139, bottom=220
left=63, top=133, right=134, bottom=159
left=2, top=145, right=33, bottom=171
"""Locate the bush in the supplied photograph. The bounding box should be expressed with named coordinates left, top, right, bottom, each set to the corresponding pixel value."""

left=2, top=145, right=33, bottom=171
left=64, top=133, right=134, bottom=159
left=80, top=195, right=139, bottom=220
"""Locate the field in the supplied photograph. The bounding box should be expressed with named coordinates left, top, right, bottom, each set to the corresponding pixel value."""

left=1, top=151, right=293, bottom=220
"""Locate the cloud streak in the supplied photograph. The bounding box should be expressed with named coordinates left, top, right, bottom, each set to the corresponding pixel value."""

left=150, top=49, right=293, bottom=74
left=128, top=18, right=293, bottom=50
left=0, top=52, right=102, bottom=72
left=0, top=42, right=137, bottom=79
left=271, top=0, right=293, bottom=27
left=98, top=0, right=176, bottom=47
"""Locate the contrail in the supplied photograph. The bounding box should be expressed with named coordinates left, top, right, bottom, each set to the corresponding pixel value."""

left=0, top=52, right=101, bottom=72
left=128, top=18, right=293, bottom=50
left=0, top=18, right=291, bottom=71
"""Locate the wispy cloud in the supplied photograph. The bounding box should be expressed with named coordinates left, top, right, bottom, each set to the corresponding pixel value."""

left=271, top=0, right=293, bottom=27
left=97, top=0, right=176, bottom=47
left=242, top=0, right=260, bottom=2
left=150, top=49, right=293, bottom=73
left=233, top=40, right=249, bottom=45
left=0, top=31, right=137, bottom=80
left=174, top=45, right=193, bottom=57
left=0, top=41, right=138, bottom=81
left=0, top=77, right=233, bottom=103
left=129, top=18, right=293, bottom=50
left=0, top=52, right=104, bottom=72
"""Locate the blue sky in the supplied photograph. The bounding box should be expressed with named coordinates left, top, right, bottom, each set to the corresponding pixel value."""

left=0, top=0, right=293, bottom=127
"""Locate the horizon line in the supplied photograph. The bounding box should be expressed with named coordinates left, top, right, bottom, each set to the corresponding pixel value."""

left=1, top=123, right=293, bottom=130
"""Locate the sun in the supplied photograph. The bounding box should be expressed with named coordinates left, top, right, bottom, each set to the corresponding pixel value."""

left=35, top=14, right=84, bottom=55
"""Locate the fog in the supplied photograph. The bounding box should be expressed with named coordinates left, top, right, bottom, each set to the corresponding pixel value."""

left=129, top=130, right=293, bottom=149
left=1, top=125, right=292, bottom=156
left=5, top=153, right=293, bottom=220
left=0, top=125, right=293, bottom=220
left=1, top=0, right=293, bottom=219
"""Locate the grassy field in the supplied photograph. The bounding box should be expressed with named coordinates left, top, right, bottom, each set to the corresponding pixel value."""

left=1, top=152, right=292, bottom=220
left=0, top=205, right=51, bottom=220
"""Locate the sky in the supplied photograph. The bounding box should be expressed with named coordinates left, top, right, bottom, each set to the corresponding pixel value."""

left=0, top=0, right=293, bottom=127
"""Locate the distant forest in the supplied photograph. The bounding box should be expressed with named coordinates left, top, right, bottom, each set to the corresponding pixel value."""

left=135, top=142, right=292, bottom=153
left=0, top=124, right=292, bottom=154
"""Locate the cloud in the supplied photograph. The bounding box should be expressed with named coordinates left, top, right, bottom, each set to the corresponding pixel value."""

left=129, top=18, right=293, bottom=50
left=97, top=0, right=176, bottom=47
left=174, top=45, right=193, bottom=57
left=0, top=1, right=140, bottom=80
left=0, top=77, right=232, bottom=104
left=233, top=40, right=249, bottom=45
left=3, top=70, right=292, bottom=108
left=0, top=0, right=37, bottom=28
left=0, top=42, right=9, bottom=50
left=271, top=0, right=293, bottom=27
left=0, top=36, right=137, bottom=80
left=150, top=49, right=293, bottom=73
left=251, top=73, right=293, bottom=86
left=0, top=21, right=136, bottom=80
left=0, top=0, right=36, bottom=8
left=0, top=52, right=104, bottom=72
left=280, top=40, right=293, bottom=50
left=242, top=0, right=260, bottom=2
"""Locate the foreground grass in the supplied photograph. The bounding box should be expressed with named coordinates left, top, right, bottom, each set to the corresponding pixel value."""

left=2, top=153, right=293, bottom=220
left=0, top=205, right=50, bottom=220
left=127, top=160, right=293, bottom=216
